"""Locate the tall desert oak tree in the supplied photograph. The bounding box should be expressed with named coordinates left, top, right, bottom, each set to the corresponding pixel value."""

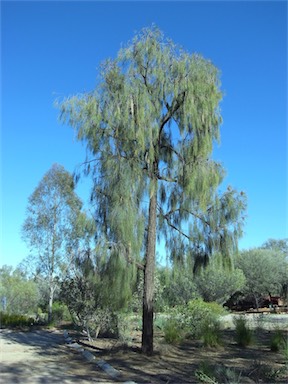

left=59, top=26, right=246, bottom=355
left=22, top=164, right=89, bottom=323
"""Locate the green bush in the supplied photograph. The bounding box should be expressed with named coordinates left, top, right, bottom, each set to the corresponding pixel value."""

left=50, top=302, right=71, bottom=324
left=283, top=341, right=288, bottom=360
left=196, top=361, right=242, bottom=384
left=0, top=312, right=35, bottom=328
left=117, top=313, right=138, bottom=344
left=194, top=258, right=246, bottom=306
left=75, top=309, right=119, bottom=340
left=163, top=319, right=184, bottom=344
left=166, top=299, right=225, bottom=343
left=185, top=299, right=225, bottom=339
left=195, top=361, right=218, bottom=383
left=248, top=361, right=286, bottom=383
left=154, top=314, right=166, bottom=331
left=234, top=316, right=253, bottom=347
left=202, top=321, right=222, bottom=347
left=270, top=329, right=287, bottom=354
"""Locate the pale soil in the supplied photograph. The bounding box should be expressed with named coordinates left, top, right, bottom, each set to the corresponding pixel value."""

left=66, top=313, right=288, bottom=383
left=1, top=314, right=287, bottom=384
left=220, top=313, right=288, bottom=331
left=77, top=328, right=288, bottom=383
left=0, top=328, right=113, bottom=383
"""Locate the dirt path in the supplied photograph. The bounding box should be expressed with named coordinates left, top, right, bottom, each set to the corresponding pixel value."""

left=0, top=328, right=113, bottom=383
left=1, top=318, right=287, bottom=383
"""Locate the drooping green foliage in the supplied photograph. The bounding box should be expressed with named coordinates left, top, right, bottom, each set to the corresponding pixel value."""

left=60, top=26, right=245, bottom=264
left=61, top=247, right=136, bottom=339
left=58, top=25, right=246, bottom=353
left=95, top=244, right=138, bottom=310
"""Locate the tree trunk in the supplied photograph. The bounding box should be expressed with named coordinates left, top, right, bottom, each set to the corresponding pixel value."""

left=253, top=293, right=259, bottom=311
left=48, top=284, right=54, bottom=324
left=142, top=186, right=157, bottom=355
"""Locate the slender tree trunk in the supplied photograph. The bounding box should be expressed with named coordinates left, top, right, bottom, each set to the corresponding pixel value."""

left=253, top=293, right=259, bottom=311
left=48, top=220, right=57, bottom=324
left=48, top=283, right=54, bottom=324
left=142, top=182, right=157, bottom=355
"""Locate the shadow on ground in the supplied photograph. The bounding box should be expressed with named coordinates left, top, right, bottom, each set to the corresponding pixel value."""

left=0, top=329, right=112, bottom=383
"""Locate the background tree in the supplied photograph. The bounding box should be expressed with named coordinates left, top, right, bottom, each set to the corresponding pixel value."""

left=60, top=245, right=135, bottom=340
left=59, top=26, right=246, bottom=354
left=261, top=239, right=288, bottom=299
left=194, top=255, right=246, bottom=305
left=0, top=265, right=39, bottom=314
left=235, top=247, right=288, bottom=308
left=164, top=271, right=199, bottom=308
left=261, top=238, right=288, bottom=257
left=60, top=252, right=103, bottom=340
left=22, top=164, right=84, bottom=322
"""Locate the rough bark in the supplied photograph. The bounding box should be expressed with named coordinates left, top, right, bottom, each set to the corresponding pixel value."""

left=142, top=184, right=157, bottom=355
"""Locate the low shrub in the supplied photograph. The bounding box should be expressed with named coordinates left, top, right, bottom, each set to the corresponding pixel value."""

left=195, top=361, right=218, bottom=384
left=234, top=316, right=253, bottom=347
left=0, top=312, right=35, bottom=328
left=117, top=313, right=138, bottom=344
left=248, top=360, right=286, bottom=383
left=50, top=302, right=71, bottom=325
left=195, top=361, right=242, bottom=384
left=283, top=341, right=288, bottom=360
left=270, top=330, right=284, bottom=352
left=270, top=329, right=288, bottom=359
left=184, top=299, right=225, bottom=340
left=202, top=321, right=222, bottom=347
left=73, top=309, right=120, bottom=341
left=154, top=314, right=166, bottom=331
left=165, top=299, right=225, bottom=344
left=163, top=319, right=184, bottom=344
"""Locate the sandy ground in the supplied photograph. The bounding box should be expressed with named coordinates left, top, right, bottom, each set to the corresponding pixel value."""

left=0, top=328, right=114, bottom=383
left=220, top=313, right=288, bottom=330
left=74, top=313, right=288, bottom=383
left=0, top=314, right=287, bottom=383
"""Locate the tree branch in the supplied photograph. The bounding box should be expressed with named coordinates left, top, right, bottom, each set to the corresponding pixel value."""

left=157, top=173, right=177, bottom=183
left=162, top=206, right=211, bottom=228
left=159, top=91, right=186, bottom=136
left=163, top=215, right=193, bottom=242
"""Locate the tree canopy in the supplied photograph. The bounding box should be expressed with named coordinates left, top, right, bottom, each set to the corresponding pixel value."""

left=59, top=26, right=246, bottom=354
left=22, top=163, right=86, bottom=322
left=235, top=248, right=288, bottom=307
left=194, top=255, right=246, bottom=305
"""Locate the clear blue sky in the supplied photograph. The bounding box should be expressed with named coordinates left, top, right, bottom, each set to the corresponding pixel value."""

left=1, top=1, right=287, bottom=268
